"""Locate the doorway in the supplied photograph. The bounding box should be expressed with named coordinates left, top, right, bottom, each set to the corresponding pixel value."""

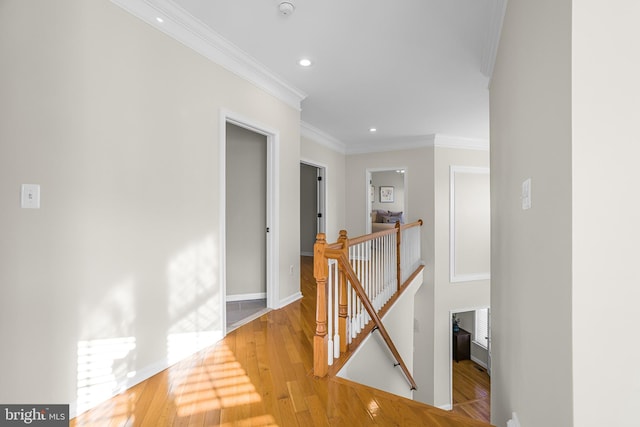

left=449, top=308, right=491, bottom=423
left=366, top=168, right=408, bottom=234
left=220, top=112, right=279, bottom=335
left=300, top=161, right=326, bottom=255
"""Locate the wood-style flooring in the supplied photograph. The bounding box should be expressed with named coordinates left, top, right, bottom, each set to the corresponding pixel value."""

left=452, top=360, right=491, bottom=423
left=71, top=257, right=493, bottom=426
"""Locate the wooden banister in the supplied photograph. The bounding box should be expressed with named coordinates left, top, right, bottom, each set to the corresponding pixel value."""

left=329, top=251, right=418, bottom=391
left=313, top=233, right=328, bottom=378
left=313, top=219, right=424, bottom=389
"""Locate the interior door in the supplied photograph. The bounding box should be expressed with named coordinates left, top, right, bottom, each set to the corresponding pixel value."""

left=225, top=123, right=267, bottom=302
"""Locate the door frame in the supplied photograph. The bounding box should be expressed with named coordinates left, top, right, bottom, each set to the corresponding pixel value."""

left=365, top=167, right=408, bottom=234
left=447, top=306, right=491, bottom=410
left=300, top=159, right=327, bottom=239
left=219, top=109, right=280, bottom=337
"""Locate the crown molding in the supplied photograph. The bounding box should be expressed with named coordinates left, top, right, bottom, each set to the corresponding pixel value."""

left=346, top=135, right=437, bottom=155
left=435, top=135, right=490, bottom=151
left=110, top=0, right=307, bottom=110
left=300, top=121, right=346, bottom=154
left=344, top=134, right=489, bottom=155
left=480, top=0, right=507, bottom=84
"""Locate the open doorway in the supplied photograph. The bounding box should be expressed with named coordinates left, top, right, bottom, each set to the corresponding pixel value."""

left=300, top=161, right=326, bottom=255
left=366, top=168, right=408, bottom=234
left=220, top=112, right=279, bottom=335
left=449, top=308, right=491, bottom=423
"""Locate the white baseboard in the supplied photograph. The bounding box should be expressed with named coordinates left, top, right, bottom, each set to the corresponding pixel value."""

left=471, top=355, right=489, bottom=370
left=507, top=412, right=521, bottom=427
left=279, top=291, right=303, bottom=308
left=226, top=292, right=266, bottom=302
left=70, top=330, right=222, bottom=419
left=438, top=403, right=453, bottom=411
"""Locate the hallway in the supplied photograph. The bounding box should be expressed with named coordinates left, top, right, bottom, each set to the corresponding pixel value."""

left=70, top=257, right=492, bottom=426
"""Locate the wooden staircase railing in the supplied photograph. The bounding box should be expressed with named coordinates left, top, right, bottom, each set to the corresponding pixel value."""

left=313, top=220, right=424, bottom=390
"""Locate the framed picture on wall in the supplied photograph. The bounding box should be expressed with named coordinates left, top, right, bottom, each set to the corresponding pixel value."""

left=380, top=186, right=394, bottom=203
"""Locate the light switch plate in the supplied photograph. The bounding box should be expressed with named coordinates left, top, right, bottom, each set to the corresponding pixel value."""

left=21, top=184, right=40, bottom=209
left=521, top=178, right=531, bottom=210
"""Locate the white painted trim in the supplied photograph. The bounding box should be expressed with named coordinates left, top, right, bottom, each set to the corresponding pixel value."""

left=435, top=135, right=490, bottom=151
left=70, top=330, right=223, bottom=418
left=346, top=134, right=489, bottom=155
left=449, top=166, right=491, bottom=283
left=347, top=135, right=436, bottom=155
left=451, top=273, right=491, bottom=283
left=366, top=166, right=409, bottom=235
left=220, top=109, right=280, bottom=337
left=226, top=292, right=267, bottom=302
left=507, top=412, right=522, bottom=427
left=481, top=0, right=508, bottom=84
left=110, top=0, right=306, bottom=110
left=279, top=291, right=303, bottom=308
left=448, top=306, right=491, bottom=411
left=301, top=121, right=346, bottom=154
left=300, top=158, right=328, bottom=237
left=438, top=404, right=453, bottom=411
left=470, top=355, right=489, bottom=370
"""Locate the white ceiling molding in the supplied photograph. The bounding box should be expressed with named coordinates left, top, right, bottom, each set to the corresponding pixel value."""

left=300, top=121, right=346, bottom=154
left=110, top=0, right=307, bottom=110
left=345, top=134, right=489, bottom=155
left=346, top=135, right=437, bottom=155
left=480, top=0, right=508, bottom=83
left=435, top=135, right=490, bottom=151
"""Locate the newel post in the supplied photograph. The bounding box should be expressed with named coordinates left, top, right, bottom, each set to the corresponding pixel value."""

left=395, top=221, right=402, bottom=292
left=337, top=230, right=349, bottom=354
left=313, top=233, right=329, bottom=377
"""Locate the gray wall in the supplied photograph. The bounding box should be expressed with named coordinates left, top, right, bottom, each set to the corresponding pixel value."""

left=493, top=1, right=640, bottom=426
left=490, top=0, right=573, bottom=425
left=300, top=163, right=317, bottom=255
left=226, top=123, right=266, bottom=297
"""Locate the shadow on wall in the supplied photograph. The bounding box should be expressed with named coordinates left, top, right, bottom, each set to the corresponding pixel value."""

left=75, top=235, right=222, bottom=415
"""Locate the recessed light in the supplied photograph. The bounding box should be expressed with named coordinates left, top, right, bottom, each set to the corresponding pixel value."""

left=156, top=17, right=164, bottom=23
left=298, top=58, right=312, bottom=67
left=369, top=128, right=377, bottom=133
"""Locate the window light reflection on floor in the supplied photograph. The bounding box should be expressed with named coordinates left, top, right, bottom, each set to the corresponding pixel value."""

left=170, top=343, right=262, bottom=418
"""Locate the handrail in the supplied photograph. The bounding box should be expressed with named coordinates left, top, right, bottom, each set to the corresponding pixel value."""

left=327, top=251, right=417, bottom=390
left=313, top=219, right=424, bottom=390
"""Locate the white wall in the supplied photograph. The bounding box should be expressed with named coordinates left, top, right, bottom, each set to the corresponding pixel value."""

left=345, top=144, right=489, bottom=407
left=345, top=146, right=435, bottom=402
left=572, top=1, right=640, bottom=425
left=300, top=136, right=346, bottom=242
left=0, top=0, right=300, bottom=415
left=338, top=271, right=423, bottom=399
left=490, top=0, right=574, bottom=425
left=432, top=147, right=490, bottom=408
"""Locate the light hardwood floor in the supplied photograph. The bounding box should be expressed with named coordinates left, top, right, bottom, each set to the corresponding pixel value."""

left=71, top=257, right=493, bottom=426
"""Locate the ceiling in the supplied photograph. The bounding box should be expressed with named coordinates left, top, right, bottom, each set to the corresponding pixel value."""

left=121, top=0, right=505, bottom=150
